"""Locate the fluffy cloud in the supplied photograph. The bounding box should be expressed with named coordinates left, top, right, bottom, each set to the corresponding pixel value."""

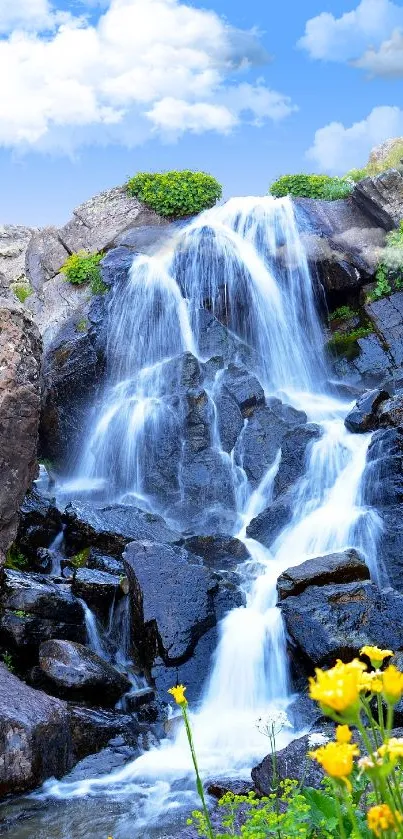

left=353, top=28, right=403, bottom=76
left=0, top=0, right=54, bottom=34
left=307, top=106, right=403, bottom=173
left=0, top=0, right=295, bottom=153
left=298, top=0, right=403, bottom=65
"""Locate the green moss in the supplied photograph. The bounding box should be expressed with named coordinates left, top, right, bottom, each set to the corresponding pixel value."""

left=13, top=282, right=33, bottom=304
left=13, top=610, right=28, bottom=618
left=269, top=174, right=353, bottom=200
left=76, top=318, right=89, bottom=333
left=127, top=170, right=222, bottom=218
left=326, top=327, right=373, bottom=360
left=62, top=251, right=105, bottom=295
left=70, top=547, right=90, bottom=568
left=328, top=305, right=358, bottom=322
left=5, top=545, right=28, bottom=571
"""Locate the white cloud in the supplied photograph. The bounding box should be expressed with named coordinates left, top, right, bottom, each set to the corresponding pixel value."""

left=307, top=106, right=403, bottom=173
left=0, top=0, right=54, bottom=34
left=0, top=0, right=294, bottom=153
left=353, top=27, right=403, bottom=76
left=298, top=0, right=403, bottom=63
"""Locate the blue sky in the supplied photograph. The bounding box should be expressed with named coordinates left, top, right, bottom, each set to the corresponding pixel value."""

left=1, top=0, right=403, bottom=225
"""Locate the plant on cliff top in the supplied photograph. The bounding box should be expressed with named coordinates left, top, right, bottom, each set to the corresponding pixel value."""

left=127, top=170, right=222, bottom=218
left=61, top=251, right=106, bottom=295
left=269, top=174, right=353, bottom=201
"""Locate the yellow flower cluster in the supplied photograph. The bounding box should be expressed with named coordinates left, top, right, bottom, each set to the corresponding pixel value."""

left=378, top=737, right=403, bottom=761
left=168, top=684, right=187, bottom=706
left=367, top=804, right=402, bottom=836
left=309, top=651, right=403, bottom=721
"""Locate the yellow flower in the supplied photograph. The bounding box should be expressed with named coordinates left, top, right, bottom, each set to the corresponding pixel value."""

left=309, top=659, right=366, bottom=717
left=168, top=684, right=187, bottom=706
left=309, top=741, right=359, bottom=788
left=336, top=725, right=352, bottom=744
left=360, top=646, right=393, bottom=668
left=382, top=665, right=403, bottom=704
left=359, top=670, right=384, bottom=694
left=378, top=738, right=403, bottom=760
left=367, top=804, right=401, bottom=836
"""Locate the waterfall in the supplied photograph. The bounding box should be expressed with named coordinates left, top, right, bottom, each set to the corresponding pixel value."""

left=42, top=196, right=380, bottom=831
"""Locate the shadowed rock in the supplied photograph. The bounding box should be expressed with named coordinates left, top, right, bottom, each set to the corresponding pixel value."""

left=277, top=549, right=370, bottom=600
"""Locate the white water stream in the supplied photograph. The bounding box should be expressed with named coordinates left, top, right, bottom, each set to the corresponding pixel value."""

left=39, top=197, right=381, bottom=835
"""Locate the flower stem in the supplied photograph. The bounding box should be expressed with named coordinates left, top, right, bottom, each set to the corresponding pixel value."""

left=182, top=704, right=215, bottom=839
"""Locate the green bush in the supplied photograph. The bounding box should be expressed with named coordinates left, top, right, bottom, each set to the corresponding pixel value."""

left=5, top=545, right=28, bottom=571
left=326, top=327, right=373, bottom=359
left=127, top=170, right=222, bottom=218
left=329, top=305, right=357, bottom=322
left=369, top=220, right=403, bottom=301
left=345, top=167, right=369, bottom=183
left=269, top=174, right=353, bottom=201
left=61, top=251, right=105, bottom=295
left=13, top=282, right=32, bottom=304
left=70, top=547, right=90, bottom=569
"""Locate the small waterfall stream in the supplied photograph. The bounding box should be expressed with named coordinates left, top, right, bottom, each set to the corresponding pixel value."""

left=35, top=197, right=381, bottom=835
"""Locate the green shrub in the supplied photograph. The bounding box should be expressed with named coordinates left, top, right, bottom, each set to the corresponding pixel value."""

left=2, top=651, right=15, bottom=672
left=329, top=305, right=357, bottom=322
left=326, top=327, right=373, bottom=360
left=5, top=545, right=28, bottom=571
left=345, top=167, right=369, bottom=183
left=61, top=251, right=105, bottom=295
left=369, top=220, right=403, bottom=301
left=76, top=318, right=88, bottom=333
left=70, top=547, right=90, bottom=569
left=269, top=174, right=353, bottom=201
left=13, top=282, right=32, bottom=304
left=127, top=170, right=222, bottom=218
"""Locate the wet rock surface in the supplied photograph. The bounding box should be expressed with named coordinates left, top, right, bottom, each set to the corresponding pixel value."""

left=282, top=581, right=403, bottom=667
left=0, top=663, right=73, bottom=796
left=72, top=567, right=121, bottom=620
left=252, top=727, right=335, bottom=793
left=38, top=639, right=131, bottom=705
left=16, top=487, right=62, bottom=559
left=246, top=491, right=294, bottom=548
left=277, top=549, right=370, bottom=600
left=63, top=502, right=182, bottom=556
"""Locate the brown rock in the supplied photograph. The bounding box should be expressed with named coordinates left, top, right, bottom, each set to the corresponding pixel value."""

left=0, top=300, right=42, bottom=552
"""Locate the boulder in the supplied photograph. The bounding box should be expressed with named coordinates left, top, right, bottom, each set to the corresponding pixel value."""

left=124, top=541, right=242, bottom=701
left=26, top=271, right=89, bottom=347
left=38, top=639, right=131, bottom=705
left=378, top=393, right=403, bottom=428
left=177, top=446, right=236, bottom=530
left=87, top=550, right=125, bottom=576
left=214, top=388, right=243, bottom=453
left=63, top=502, right=182, bottom=556
left=239, top=402, right=307, bottom=487
left=39, top=301, right=107, bottom=469
left=0, top=570, right=86, bottom=655
left=0, top=225, right=35, bottom=291
left=281, top=581, right=403, bottom=668
left=277, top=549, right=370, bottom=600
left=0, top=300, right=41, bottom=552
left=252, top=728, right=335, bottom=794
left=57, top=186, right=166, bottom=255
left=345, top=388, right=389, bottom=432
left=334, top=333, right=394, bottom=388
left=16, top=486, right=63, bottom=559
left=99, top=246, right=135, bottom=288
left=273, top=423, right=321, bottom=498
left=0, top=662, right=73, bottom=796
left=72, top=567, right=121, bottom=620
left=183, top=535, right=249, bottom=571
left=69, top=704, right=141, bottom=760
left=353, top=170, right=403, bottom=230
left=219, top=364, right=265, bottom=417
left=246, top=491, right=294, bottom=548
left=365, top=292, right=403, bottom=369
left=25, top=227, right=70, bottom=291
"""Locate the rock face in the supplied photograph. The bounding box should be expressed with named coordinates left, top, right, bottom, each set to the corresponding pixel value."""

left=72, top=568, right=121, bottom=620
left=124, top=540, right=242, bottom=701
left=0, top=662, right=72, bottom=796
left=345, top=388, right=390, bottom=432
left=252, top=729, right=334, bottom=794
left=63, top=502, right=182, bottom=556
left=0, top=225, right=35, bottom=292
left=16, top=487, right=63, bottom=559
left=277, top=549, right=370, bottom=600
left=0, top=301, right=42, bottom=553
left=354, top=170, right=403, bottom=230
left=282, top=581, right=403, bottom=668
left=38, top=639, right=131, bottom=705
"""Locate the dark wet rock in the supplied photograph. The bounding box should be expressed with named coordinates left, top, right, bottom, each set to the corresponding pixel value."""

left=33, top=547, right=54, bottom=574
left=377, top=393, right=403, bottom=428
left=281, top=581, right=403, bottom=668
left=63, top=502, right=182, bottom=556
left=38, top=639, right=131, bottom=705
left=178, top=446, right=236, bottom=522
left=195, top=309, right=257, bottom=369
left=124, top=541, right=242, bottom=701
left=287, top=693, right=326, bottom=732
left=353, top=170, right=403, bottom=230
left=72, top=567, right=121, bottom=621
left=124, top=686, right=155, bottom=713
left=207, top=778, right=255, bottom=799
left=274, top=424, right=321, bottom=499
left=365, top=292, right=403, bottom=370
left=219, top=364, right=265, bottom=417
left=183, top=535, right=249, bottom=571
left=345, top=388, right=389, bottom=432
left=0, top=662, right=73, bottom=796
left=277, top=549, right=370, bottom=600
left=0, top=611, right=86, bottom=656
left=240, top=403, right=308, bottom=488
left=184, top=388, right=212, bottom=452
left=151, top=624, right=220, bottom=704
left=215, top=388, right=243, bottom=453
left=39, top=302, right=107, bottom=470
left=252, top=727, right=335, bottom=794
left=69, top=704, right=141, bottom=760
left=0, top=300, right=41, bottom=553
left=246, top=491, right=294, bottom=548
left=99, top=247, right=134, bottom=288
left=362, top=427, right=403, bottom=590
left=87, top=550, right=125, bottom=576
left=16, top=486, right=62, bottom=558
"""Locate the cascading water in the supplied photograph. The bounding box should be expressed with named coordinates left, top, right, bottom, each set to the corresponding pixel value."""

left=37, top=196, right=382, bottom=836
